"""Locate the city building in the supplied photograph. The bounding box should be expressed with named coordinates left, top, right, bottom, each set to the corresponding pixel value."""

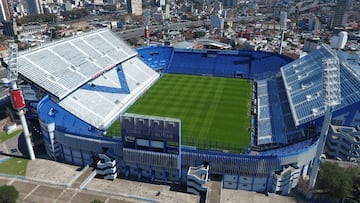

left=127, top=0, right=142, bottom=16
left=3, top=21, right=16, bottom=36
left=222, top=0, right=236, bottom=8
left=330, top=31, right=348, bottom=50
left=26, top=0, right=43, bottom=14
left=325, top=125, right=360, bottom=162
left=0, top=0, right=11, bottom=22
left=272, top=1, right=288, bottom=18
left=308, top=15, right=320, bottom=34
left=303, top=38, right=320, bottom=53
left=332, top=0, right=352, bottom=28
left=164, top=4, right=170, bottom=19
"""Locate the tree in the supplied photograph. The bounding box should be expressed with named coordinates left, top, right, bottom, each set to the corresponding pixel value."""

left=0, top=185, right=19, bottom=203
left=17, top=13, right=56, bottom=24
left=103, top=5, right=116, bottom=11
left=351, top=168, right=360, bottom=202
left=60, top=9, right=89, bottom=21
left=316, top=161, right=356, bottom=200
left=283, top=32, right=290, bottom=41
left=193, top=31, right=206, bottom=38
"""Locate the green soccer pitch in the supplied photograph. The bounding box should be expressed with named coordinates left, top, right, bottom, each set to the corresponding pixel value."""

left=125, top=74, right=253, bottom=150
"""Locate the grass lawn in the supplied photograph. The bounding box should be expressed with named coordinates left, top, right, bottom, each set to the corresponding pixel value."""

left=0, top=130, right=23, bottom=143
left=0, top=157, right=28, bottom=176
left=124, top=74, right=252, bottom=150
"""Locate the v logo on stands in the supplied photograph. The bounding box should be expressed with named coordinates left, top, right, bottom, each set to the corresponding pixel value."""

left=80, top=64, right=130, bottom=94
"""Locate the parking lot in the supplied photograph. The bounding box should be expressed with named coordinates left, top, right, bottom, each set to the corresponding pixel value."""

left=0, top=177, right=133, bottom=203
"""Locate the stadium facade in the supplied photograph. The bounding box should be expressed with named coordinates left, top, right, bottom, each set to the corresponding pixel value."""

left=13, top=29, right=360, bottom=195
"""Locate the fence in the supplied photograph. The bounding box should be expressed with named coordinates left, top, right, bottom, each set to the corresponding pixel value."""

left=182, top=138, right=250, bottom=154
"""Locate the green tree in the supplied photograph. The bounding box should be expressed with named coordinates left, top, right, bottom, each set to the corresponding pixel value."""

left=17, top=13, right=56, bottom=24
left=103, top=5, right=116, bottom=11
left=283, top=32, right=290, bottom=41
left=60, top=9, right=89, bottom=21
left=193, top=31, right=206, bottom=38
left=351, top=168, right=360, bottom=202
left=316, top=161, right=355, bottom=200
left=0, top=185, right=19, bottom=203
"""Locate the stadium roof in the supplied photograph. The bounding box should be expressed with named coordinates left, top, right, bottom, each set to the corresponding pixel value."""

left=16, top=29, right=159, bottom=129
left=17, top=29, right=137, bottom=100
left=195, top=39, right=232, bottom=49
left=173, top=41, right=195, bottom=49
left=281, top=45, right=360, bottom=126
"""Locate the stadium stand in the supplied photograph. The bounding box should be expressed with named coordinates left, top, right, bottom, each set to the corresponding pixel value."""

left=137, top=46, right=174, bottom=71
left=138, top=46, right=293, bottom=79
left=25, top=30, right=160, bottom=132
left=256, top=75, right=301, bottom=145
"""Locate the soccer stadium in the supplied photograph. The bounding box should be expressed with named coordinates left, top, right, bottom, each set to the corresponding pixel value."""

left=11, top=29, right=360, bottom=197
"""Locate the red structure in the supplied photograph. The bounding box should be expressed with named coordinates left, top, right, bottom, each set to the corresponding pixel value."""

left=145, top=28, right=151, bottom=39
left=10, top=88, right=25, bottom=110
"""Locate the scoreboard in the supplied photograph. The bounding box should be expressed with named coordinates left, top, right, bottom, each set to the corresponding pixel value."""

left=121, top=113, right=181, bottom=151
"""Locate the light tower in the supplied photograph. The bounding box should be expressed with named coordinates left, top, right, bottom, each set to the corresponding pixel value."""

left=5, top=42, right=36, bottom=160
left=279, top=11, right=287, bottom=54
left=144, top=9, right=151, bottom=46
left=307, top=56, right=341, bottom=199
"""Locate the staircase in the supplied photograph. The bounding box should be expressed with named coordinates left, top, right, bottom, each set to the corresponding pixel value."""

left=96, top=153, right=118, bottom=180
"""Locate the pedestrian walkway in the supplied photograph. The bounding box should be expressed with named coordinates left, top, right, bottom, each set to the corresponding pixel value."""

left=208, top=181, right=221, bottom=203
left=70, top=166, right=95, bottom=189
left=0, top=176, right=133, bottom=203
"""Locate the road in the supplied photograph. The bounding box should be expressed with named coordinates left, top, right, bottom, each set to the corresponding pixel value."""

left=116, top=21, right=210, bottom=40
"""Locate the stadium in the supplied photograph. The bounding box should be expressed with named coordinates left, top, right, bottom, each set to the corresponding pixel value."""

left=11, top=29, right=360, bottom=196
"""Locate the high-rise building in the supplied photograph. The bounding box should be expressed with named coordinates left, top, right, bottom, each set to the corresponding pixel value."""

left=3, top=20, right=16, bottom=36
left=330, top=31, right=348, bottom=49
left=222, top=0, right=236, bottom=8
left=272, top=1, right=288, bottom=18
left=127, top=0, right=142, bottom=16
left=303, top=38, right=320, bottom=53
left=0, top=0, right=11, bottom=22
left=309, top=15, right=320, bottom=33
left=332, top=0, right=352, bottom=28
left=160, top=0, right=165, bottom=6
left=64, top=1, right=73, bottom=11
left=26, top=0, right=43, bottom=15
left=164, top=4, right=170, bottom=19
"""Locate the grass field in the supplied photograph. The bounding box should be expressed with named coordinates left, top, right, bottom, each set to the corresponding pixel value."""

left=124, top=74, right=253, bottom=150
left=0, top=130, right=23, bottom=143
left=0, top=157, right=28, bottom=176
